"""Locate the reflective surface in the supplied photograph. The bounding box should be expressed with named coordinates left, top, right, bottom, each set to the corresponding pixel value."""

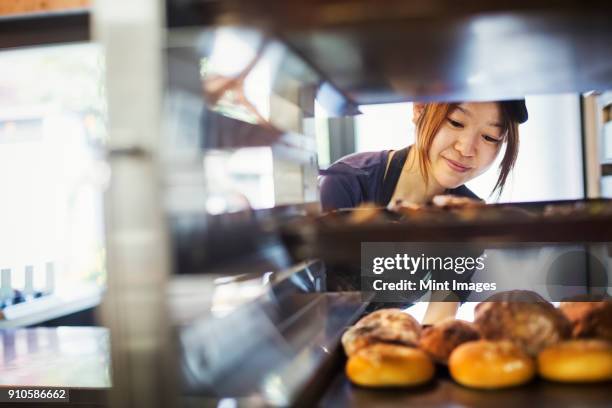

left=321, top=369, right=612, bottom=408
left=0, top=327, right=110, bottom=388
left=165, top=26, right=356, bottom=153
left=168, top=2, right=612, bottom=104
left=282, top=11, right=612, bottom=104
left=175, top=260, right=369, bottom=406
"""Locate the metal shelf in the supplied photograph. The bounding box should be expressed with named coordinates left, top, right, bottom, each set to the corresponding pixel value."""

left=167, top=1, right=612, bottom=104
left=0, top=9, right=90, bottom=49
left=0, top=285, right=102, bottom=328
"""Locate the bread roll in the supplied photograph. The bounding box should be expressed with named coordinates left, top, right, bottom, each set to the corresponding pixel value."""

left=341, top=308, right=421, bottom=357
left=419, top=318, right=480, bottom=364
left=346, top=343, right=435, bottom=387
left=348, top=204, right=384, bottom=224
left=538, top=339, right=612, bottom=383
left=559, top=301, right=612, bottom=342
left=432, top=195, right=485, bottom=209
left=449, top=340, right=536, bottom=389
left=475, top=290, right=571, bottom=356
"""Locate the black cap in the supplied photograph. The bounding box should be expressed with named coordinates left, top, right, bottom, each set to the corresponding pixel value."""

left=501, top=99, right=528, bottom=124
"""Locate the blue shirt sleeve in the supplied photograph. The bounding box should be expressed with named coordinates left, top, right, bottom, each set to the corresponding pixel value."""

left=319, top=173, right=360, bottom=212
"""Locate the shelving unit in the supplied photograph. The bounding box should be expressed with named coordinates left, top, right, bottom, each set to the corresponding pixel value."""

left=0, top=9, right=89, bottom=49
left=1, top=1, right=612, bottom=407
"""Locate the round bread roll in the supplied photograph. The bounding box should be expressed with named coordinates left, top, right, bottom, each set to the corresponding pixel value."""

left=346, top=343, right=435, bottom=387
left=342, top=308, right=421, bottom=356
left=348, top=204, right=384, bottom=224
left=475, top=290, right=571, bottom=356
left=388, top=200, right=448, bottom=224
left=419, top=318, right=481, bottom=364
left=559, top=301, right=612, bottom=342
left=432, top=194, right=485, bottom=209
left=538, top=339, right=612, bottom=383
left=449, top=340, right=536, bottom=389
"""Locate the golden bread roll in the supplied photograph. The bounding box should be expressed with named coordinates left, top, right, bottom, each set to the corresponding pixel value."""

left=559, top=301, right=612, bottom=342
left=538, top=339, right=612, bottom=383
left=432, top=194, right=485, bottom=209
left=342, top=308, right=421, bottom=357
left=346, top=343, right=435, bottom=387
left=387, top=199, right=426, bottom=212
left=449, top=340, right=536, bottom=389
left=388, top=199, right=447, bottom=223
left=475, top=290, right=571, bottom=356
left=348, top=204, right=383, bottom=224
left=419, top=318, right=481, bottom=364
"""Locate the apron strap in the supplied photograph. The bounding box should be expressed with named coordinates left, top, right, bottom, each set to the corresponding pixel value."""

left=376, top=147, right=409, bottom=206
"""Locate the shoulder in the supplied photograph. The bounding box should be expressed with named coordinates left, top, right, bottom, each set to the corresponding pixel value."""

left=319, top=150, right=390, bottom=211
left=319, top=171, right=356, bottom=211
left=324, top=150, right=390, bottom=175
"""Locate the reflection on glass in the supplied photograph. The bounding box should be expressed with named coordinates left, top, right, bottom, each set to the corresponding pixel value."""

left=195, top=26, right=331, bottom=135
left=200, top=27, right=271, bottom=126
left=0, top=327, right=110, bottom=387
left=603, top=176, right=612, bottom=198
left=314, top=100, right=331, bottom=168
left=203, top=147, right=275, bottom=213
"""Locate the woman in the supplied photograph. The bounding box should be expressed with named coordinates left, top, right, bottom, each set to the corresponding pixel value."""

left=319, top=100, right=528, bottom=211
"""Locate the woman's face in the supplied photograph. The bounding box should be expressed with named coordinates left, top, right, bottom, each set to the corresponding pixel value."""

left=427, top=102, right=504, bottom=189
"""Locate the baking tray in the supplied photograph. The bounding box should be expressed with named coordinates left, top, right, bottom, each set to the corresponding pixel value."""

left=281, top=199, right=612, bottom=265
left=319, top=362, right=612, bottom=408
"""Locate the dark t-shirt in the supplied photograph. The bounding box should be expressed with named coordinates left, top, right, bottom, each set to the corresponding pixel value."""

left=319, top=147, right=479, bottom=211
left=319, top=147, right=480, bottom=303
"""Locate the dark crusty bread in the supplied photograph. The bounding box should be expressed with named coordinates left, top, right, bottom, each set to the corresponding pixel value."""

left=419, top=318, right=481, bottom=364
left=559, top=300, right=612, bottom=341
left=342, top=308, right=421, bottom=357
left=475, top=290, right=571, bottom=356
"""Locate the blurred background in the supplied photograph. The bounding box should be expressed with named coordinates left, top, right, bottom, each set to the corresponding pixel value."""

left=0, top=1, right=611, bottom=407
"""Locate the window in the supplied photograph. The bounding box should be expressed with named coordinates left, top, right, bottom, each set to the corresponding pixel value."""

left=355, top=102, right=414, bottom=152
left=0, top=43, right=106, bottom=293
left=350, top=95, right=583, bottom=203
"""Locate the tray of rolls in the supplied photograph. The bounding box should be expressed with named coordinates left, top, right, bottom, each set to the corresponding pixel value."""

left=318, top=291, right=612, bottom=407
left=282, top=198, right=612, bottom=264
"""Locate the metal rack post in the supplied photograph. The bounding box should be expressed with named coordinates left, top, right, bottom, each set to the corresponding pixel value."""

left=92, top=0, right=176, bottom=406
